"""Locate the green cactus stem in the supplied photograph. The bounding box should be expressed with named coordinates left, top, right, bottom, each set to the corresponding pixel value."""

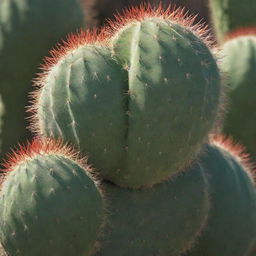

left=220, top=29, right=256, bottom=161
left=31, top=5, right=221, bottom=188
left=0, top=139, right=104, bottom=256
left=184, top=136, right=256, bottom=256
left=96, top=160, right=210, bottom=256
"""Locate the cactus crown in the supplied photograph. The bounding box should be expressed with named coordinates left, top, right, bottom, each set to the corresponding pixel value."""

left=106, top=3, right=213, bottom=47
left=1, top=138, right=86, bottom=174
left=210, top=135, right=256, bottom=182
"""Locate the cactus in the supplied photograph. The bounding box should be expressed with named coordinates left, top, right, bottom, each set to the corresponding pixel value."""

left=209, top=0, right=256, bottom=42
left=96, top=161, right=210, bottom=256
left=30, top=4, right=221, bottom=188
left=220, top=30, right=256, bottom=160
left=0, top=95, right=4, bottom=153
left=184, top=136, right=256, bottom=256
left=0, top=0, right=85, bottom=157
left=0, top=139, right=104, bottom=256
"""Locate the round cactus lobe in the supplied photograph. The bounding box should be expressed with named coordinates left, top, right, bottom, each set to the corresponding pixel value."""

left=0, top=139, right=104, bottom=256
left=220, top=31, right=256, bottom=160
left=31, top=34, right=128, bottom=180
left=31, top=5, right=221, bottom=188
left=184, top=136, right=256, bottom=256
left=96, top=162, right=210, bottom=256
left=110, top=6, right=221, bottom=186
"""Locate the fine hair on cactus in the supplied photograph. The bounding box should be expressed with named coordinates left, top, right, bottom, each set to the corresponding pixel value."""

left=28, top=3, right=221, bottom=188
left=0, top=138, right=105, bottom=256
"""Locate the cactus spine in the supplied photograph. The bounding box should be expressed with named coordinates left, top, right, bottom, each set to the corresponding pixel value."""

left=0, top=139, right=104, bottom=256
left=31, top=5, right=221, bottom=188
left=0, top=0, right=85, bottom=157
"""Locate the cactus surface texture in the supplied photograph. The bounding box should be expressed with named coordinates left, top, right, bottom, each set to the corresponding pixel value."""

left=184, top=137, right=256, bottom=256
left=0, top=0, right=85, bottom=157
left=209, top=0, right=256, bottom=41
left=221, top=30, right=256, bottom=160
left=96, top=163, right=210, bottom=256
left=31, top=5, right=221, bottom=188
left=0, top=139, right=104, bottom=256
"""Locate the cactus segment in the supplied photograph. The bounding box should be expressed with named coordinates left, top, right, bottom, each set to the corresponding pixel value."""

left=209, top=0, right=256, bottom=41
left=32, top=5, right=221, bottom=188
left=0, top=139, right=104, bottom=256
left=185, top=137, right=256, bottom=256
left=96, top=162, right=210, bottom=256
left=0, top=0, right=85, bottom=157
left=109, top=6, right=221, bottom=187
left=33, top=40, right=129, bottom=185
left=221, top=32, right=256, bottom=160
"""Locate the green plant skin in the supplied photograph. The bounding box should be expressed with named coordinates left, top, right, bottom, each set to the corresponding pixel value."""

left=38, top=44, right=129, bottom=185
left=95, top=163, right=210, bottom=256
left=0, top=95, right=5, bottom=153
left=209, top=0, right=256, bottom=42
left=0, top=154, right=104, bottom=256
left=0, top=0, right=84, bottom=157
left=184, top=143, right=256, bottom=256
left=221, top=36, right=256, bottom=161
left=37, top=17, right=220, bottom=188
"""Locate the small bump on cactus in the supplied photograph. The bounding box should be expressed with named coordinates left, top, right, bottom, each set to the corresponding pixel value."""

left=220, top=28, right=256, bottom=160
left=0, top=138, right=104, bottom=256
left=29, top=4, right=221, bottom=188
left=184, top=135, right=256, bottom=256
left=96, top=161, right=210, bottom=256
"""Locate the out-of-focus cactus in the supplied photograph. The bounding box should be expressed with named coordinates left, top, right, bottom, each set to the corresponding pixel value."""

left=209, top=0, right=256, bottom=41
left=0, top=0, right=85, bottom=157
left=0, top=96, right=4, bottom=153
left=0, top=139, right=104, bottom=256
left=220, top=29, right=256, bottom=160
left=184, top=136, right=256, bottom=256
left=30, top=4, right=221, bottom=188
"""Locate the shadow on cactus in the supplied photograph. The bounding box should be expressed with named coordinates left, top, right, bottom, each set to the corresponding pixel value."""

left=28, top=3, right=221, bottom=188
left=183, top=135, right=256, bottom=256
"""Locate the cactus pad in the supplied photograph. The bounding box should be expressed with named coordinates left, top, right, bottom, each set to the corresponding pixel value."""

left=221, top=30, right=256, bottom=160
left=96, top=161, right=210, bottom=256
left=31, top=5, right=221, bottom=188
left=185, top=136, right=256, bottom=256
left=0, top=139, right=104, bottom=256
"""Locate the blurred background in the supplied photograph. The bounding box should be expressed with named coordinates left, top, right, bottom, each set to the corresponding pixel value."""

left=82, top=0, right=212, bottom=31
